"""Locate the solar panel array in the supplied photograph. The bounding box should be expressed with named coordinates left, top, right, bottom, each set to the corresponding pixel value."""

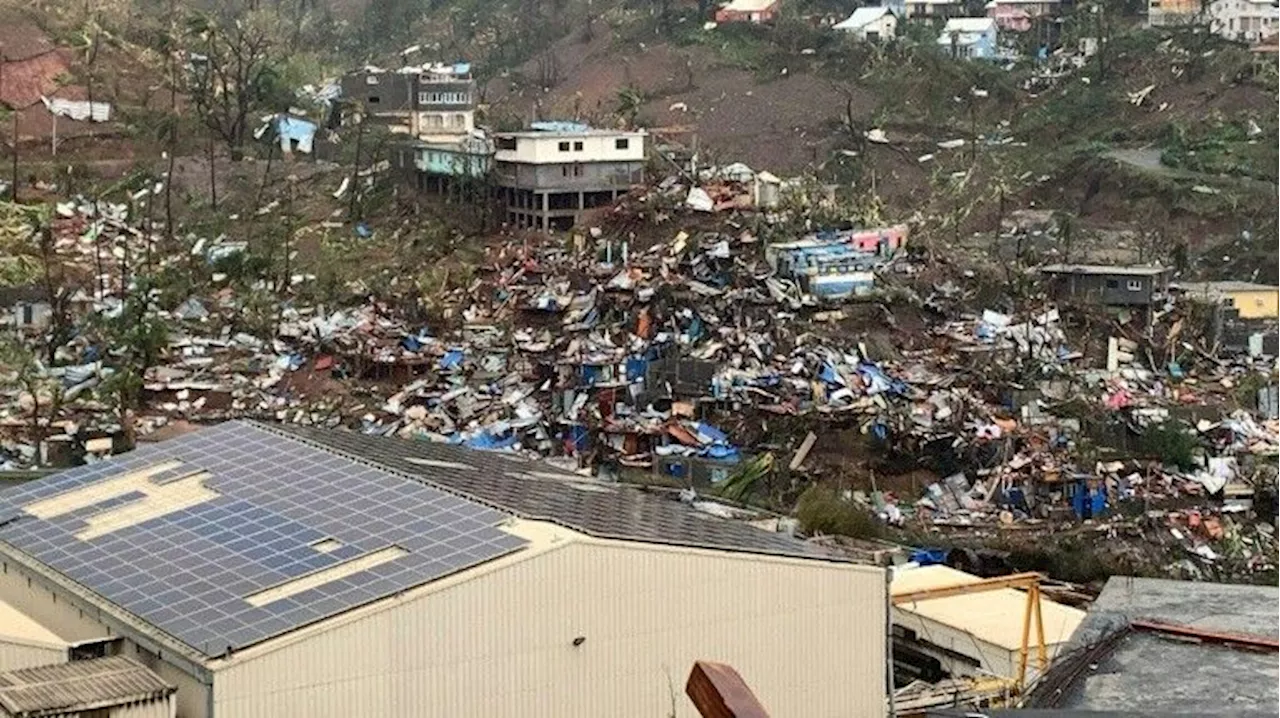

left=276, top=423, right=835, bottom=559
left=0, top=421, right=527, bottom=657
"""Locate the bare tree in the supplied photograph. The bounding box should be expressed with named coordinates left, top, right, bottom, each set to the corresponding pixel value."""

left=184, top=9, right=283, bottom=157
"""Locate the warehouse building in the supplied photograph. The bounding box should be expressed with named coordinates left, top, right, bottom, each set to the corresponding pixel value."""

left=0, top=420, right=887, bottom=718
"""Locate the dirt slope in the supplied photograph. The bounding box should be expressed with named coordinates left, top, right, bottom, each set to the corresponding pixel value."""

left=487, top=28, right=876, bottom=173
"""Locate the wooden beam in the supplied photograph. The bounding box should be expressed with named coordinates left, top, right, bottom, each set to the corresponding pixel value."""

left=892, top=572, right=1044, bottom=604
left=686, top=661, right=771, bottom=718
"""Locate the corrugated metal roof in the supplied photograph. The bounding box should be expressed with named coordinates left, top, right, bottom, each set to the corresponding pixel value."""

left=0, top=656, right=174, bottom=717
left=1039, top=264, right=1169, bottom=277
left=891, top=565, right=1085, bottom=651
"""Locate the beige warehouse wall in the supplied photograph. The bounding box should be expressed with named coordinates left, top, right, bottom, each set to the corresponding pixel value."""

left=126, top=641, right=210, bottom=718
left=214, top=538, right=886, bottom=718
left=0, top=561, right=112, bottom=642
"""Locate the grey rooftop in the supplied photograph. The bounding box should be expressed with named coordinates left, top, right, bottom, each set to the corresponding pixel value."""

left=0, top=656, right=174, bottom=717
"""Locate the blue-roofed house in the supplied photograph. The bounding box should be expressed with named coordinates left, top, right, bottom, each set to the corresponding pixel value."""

left=0, top=420, right=887, bottom=718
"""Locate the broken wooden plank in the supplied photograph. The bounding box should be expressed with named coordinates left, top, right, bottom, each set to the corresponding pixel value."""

left=789, top=431, right=818, bottom=471
left=686, top=661, right=771, bottom=718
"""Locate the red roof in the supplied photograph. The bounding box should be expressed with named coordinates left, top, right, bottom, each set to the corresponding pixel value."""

left=0, top=13, right=58, bottom=62
left=0, top=50, right=71, bottom=109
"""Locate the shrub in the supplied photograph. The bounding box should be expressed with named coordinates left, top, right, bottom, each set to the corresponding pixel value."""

left=795, top=483, right=883, bottom=539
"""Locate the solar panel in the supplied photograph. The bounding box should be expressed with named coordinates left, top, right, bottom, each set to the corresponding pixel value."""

left=0, top=421, right=528, bottom=657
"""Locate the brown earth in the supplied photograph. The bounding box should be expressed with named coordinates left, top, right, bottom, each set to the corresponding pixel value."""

left=488, top=28, right=874, bottom=173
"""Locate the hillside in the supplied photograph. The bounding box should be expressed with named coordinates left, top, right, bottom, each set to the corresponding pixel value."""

left=2, top=0, right=1277, bottom=280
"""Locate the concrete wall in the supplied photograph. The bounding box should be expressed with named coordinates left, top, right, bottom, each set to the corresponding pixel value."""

left=495, top=132, right=646, bottom=165
left=412, top=110, right=473, bottom=136
left=1045, top=273, right=1162, bottom=306
left=852, top=14, right=897, bottom=39
left=1227, top=288, right=1280, bottom=319
left=128, top=644, right=209, bottom=718
left=414, top=147, right=490, bottom=177
left=893, top=610, right=1069, bottom=684
left=894, top=610, right=1017, bottom=680
left=495, top=160, right=643, bottom=191
left=212, top=532, right=886, bottom=718
left=341, top=72, right=414, bottom=112
left=0, top=561, right=112, bottom=643
left=414, top=79, right=474, bottom=111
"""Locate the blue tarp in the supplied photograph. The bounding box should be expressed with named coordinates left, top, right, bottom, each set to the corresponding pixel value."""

left=910, top=548, right=949, bottom=566
left=579, top=364, right=605, bottom=385
left=703, top=445, right=740, bottom=461
left=566, top=424, right=590, bottom=451
left=274, top=115, right=317, bottom=153
left=625, top=357, right=649, bottom=381
left=749, top=373, right=781, bottom=388
left=857, top=362, right=908, bottom=395
left=693, top=422, right=729, bottom=444
left=401, top=336, right=423, bottom=352
left=870, top=421, right=889, bottom=442
left=819, top=363, right=844, bottom=385
left=530, top=120, right=591, bottom=133
left=465, top=431, right=518, bottom=451
left=440, top=349, right=465, bottom=370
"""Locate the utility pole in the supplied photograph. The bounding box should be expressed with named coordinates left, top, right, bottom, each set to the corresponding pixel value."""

left=165, top=0, right=177, bottom=244
left=208, top=133, right=217, bottom=209
left=349, top=103, right=365, bottom=222
left=4, top=53, right=18, bottom=201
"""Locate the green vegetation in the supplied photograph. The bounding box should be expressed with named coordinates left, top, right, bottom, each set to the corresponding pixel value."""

left=1161, top=117, right=1279, bottom=183
left=795, top=484, right=884, bottom=539
left=1135, top=422, right=1200, bottom=471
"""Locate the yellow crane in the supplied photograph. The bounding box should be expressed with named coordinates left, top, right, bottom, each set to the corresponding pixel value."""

left=892, top=571, right=1049, bottom=693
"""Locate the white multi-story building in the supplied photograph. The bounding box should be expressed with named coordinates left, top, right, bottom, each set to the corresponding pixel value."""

left=341, top=62, right=477, bottom=140
left=493, top=122, right=647, bottom=230
left=1209, top=0, right=1279, bottom=41
left=1149, top=0, right=1279, bottom=40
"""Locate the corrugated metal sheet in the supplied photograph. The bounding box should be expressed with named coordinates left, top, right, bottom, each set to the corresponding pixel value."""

left=891, top=565, right=1085, bottom=652
left=0, top=641, right=65, bottom=674
left=0, top=655, right=174, bottom=716
left=213, top=531, right=886, bottom=718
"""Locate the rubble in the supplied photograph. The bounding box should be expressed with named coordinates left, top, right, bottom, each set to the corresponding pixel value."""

left=1, top=136, right=1276, bottom=583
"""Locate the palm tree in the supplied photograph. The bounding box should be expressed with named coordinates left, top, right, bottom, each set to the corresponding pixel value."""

left=615, top=87, right=644, bottom=129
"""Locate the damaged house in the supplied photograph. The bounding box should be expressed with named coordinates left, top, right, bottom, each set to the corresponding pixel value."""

left=1039, top=264, right=1171, bottom=307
